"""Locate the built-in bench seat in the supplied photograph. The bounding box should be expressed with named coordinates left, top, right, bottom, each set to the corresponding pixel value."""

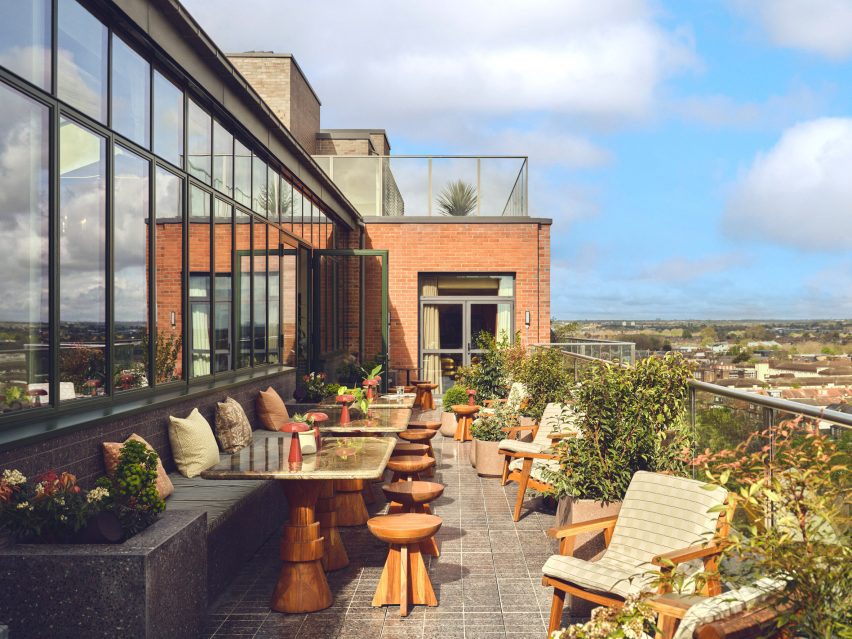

left=166, top=431, right=287, bottom=602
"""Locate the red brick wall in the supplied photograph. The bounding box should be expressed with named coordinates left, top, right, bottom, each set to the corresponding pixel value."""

left=363, top=221, right=551, bottom=370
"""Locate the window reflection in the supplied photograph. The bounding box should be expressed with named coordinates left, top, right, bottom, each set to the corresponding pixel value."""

left=213, top=199, right=232, bottom=372
left=57, top=0, right=107, bottom=122
left=153, top=71, right=183, bottom=167
left=253, top=223, right=268, bottom=364
left=154, top=166, right=183, bottom=382
left=280, top=178, right=293, bottom=231
left=59, top=118, right=106, bottom=400
left=235, top=210, right=251, bottom=368
left=0, top=0, right=51, bottom=90
left=267, top=229, right=279, bottom=364
left=281, top=234, right=297, bottom=368
left=252, top=155, right=267, bottom=215
left=114, top=146, right=149, bottom=391
left=0, top=83, right=50, bottom=409
left=189, top=186, right=211, bottom=377
left=212, top=120, right=233, bottom=197
left=187, top=99, right=211, bottom=184
left=111, top=36, right=150, bottom=147
left=267, top=170, right=279, bottom=222
left=234, top=140, right=251, bottom=207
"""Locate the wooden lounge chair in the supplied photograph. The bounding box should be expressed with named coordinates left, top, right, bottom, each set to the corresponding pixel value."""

left=482, top=381, right=529, bottom=414
left=651, top=577, right=788, bottom=639
left=498, top=402, right=578, bottom=522
left=542, top=471, right=732, bottom=636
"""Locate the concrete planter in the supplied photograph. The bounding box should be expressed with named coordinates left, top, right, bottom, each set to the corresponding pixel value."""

left=555, top=497, right=622, bottom=617
left=440, top=411, right=456, bottom=437
left=468, top=438, right=477, bottom=466
left=473, top=439, right=504, bottom=477
left=0, top=510, right=207, bottom=639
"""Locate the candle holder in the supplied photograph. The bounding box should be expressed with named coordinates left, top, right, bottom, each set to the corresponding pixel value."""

left=279, top=421, right=310, bottom=468
left=467, top=389, right=477, bottom=406
left=336, top=394, right=355, bottom=425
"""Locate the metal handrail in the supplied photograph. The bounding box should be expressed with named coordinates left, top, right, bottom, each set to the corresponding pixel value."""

left=539, top=343, right=852, bottom=429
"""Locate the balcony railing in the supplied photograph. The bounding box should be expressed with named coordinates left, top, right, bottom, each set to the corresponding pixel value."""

left=544, top=339, right=636, bottom=365
left=312, top=155, right=528, bottom=218
left=536, top=342, right=852, bottom=479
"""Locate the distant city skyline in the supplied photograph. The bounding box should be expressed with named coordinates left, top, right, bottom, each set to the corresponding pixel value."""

left=184, top=0, right=852, bottom=320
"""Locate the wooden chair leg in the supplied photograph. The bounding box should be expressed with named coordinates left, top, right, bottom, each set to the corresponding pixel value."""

left=513, top=458, right=533, bottom=522
left=500, top=455, right=510, bottom=485
left=372, top=543, right=437, bottom=617
left=548, top=588, right=567, bottom=635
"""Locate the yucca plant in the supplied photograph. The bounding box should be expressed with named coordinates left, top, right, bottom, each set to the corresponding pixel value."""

left=436, top=180, right=477, bottom=216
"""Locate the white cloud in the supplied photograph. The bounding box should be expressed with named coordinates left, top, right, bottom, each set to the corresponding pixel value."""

left=639, top=253, right=750, bottom=282
left=724, top=117, right=852, bottom=251
left=734, top=0, right=852, bottom=59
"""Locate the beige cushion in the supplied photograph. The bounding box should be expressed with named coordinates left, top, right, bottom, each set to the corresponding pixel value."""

left=506, top=382, right=528, bottom=411
left=102, top=433, right=174, bottom=500
left=168, top=408, right=221, bottom=478
left=498, top=438, right=543, bottom=454
left=532, top=402, right=579, bottom=448
left=672, top=578, right=788, bottom=639
left=256, top=387, right=289, bottom=431
left=508, top=457, right=559, bottom=482
left=215, top=397, right=253, bottom=454
left=542, top=471, right=728, bottom=598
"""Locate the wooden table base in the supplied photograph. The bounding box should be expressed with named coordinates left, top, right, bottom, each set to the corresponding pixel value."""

left=335, top=479, right=369, bottom=526
left=271, top=480, right=332, bottom=613
left=316, top=481, right=349, bottom=571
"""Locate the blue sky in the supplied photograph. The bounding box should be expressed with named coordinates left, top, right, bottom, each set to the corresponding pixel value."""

left=184, top=0, right=852, bottom=320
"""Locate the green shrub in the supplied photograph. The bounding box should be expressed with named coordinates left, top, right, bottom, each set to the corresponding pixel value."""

left=442, top=384, right=468, bottom=411
left=462, top=331, right=510, bottom=401
left=544, top=353, right=693, bottom=504
left=471, top=403, right=518, bottom=442
left=516, top=346, right=575, bottom=422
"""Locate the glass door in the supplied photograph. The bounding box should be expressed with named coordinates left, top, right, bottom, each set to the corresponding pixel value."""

left=467, top=301, right=514, bottom=365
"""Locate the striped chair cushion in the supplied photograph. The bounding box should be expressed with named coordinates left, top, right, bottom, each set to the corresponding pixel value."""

left=672, top=578, right=787, bottom=639
left=498, top=439, right=542, bottom=454
left=542, top=471, right=728, bottom=599
left=508, top=457, right=559, bottom=482
left=531, top=403, right=578, bottom=448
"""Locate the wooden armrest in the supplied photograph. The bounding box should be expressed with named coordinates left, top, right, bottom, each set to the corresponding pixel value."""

left=648, top=595, right=694, bottom=620
left=547, top=432, right=576, bottom=440
left=547, top=515, right=618, bottom=539
left=653, top=543, right=724, bottom=567
left=485, top=398, right=507, bottom=407
left=695, top=601, right=791, bottom=639
left=500, top=450, right=557, bottom=461
left=501, top=424, right=537, bottom=435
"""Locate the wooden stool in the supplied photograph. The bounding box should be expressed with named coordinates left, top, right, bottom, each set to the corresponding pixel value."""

left=392, top=442, right=430, bottom=456
left=451, top=404, right=479, bottom=442
left=410, top=379, right=428, bottom=408
left=408, top=420, right=441, bottom=431
left=382, top=481, right=444, bottom=556
left=416, top=383, right=438, bottom=410
left=368, top=513, right=442, bottom=616
left=334, top=479, right=369, bottom=526
left=387, top=455, right=435, bottom=482
left=398, top=429, right=437, bottom=475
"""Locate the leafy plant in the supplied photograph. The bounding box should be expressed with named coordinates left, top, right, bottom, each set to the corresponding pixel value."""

left=0, top=469, right=90, bottom=542
left=360, top=363, right=383, bottom=382
left=696, top=420, right=851, bottom=638
left=58, top=346, right=105, bottom=393
left=550, top=593, right=657, bottom=639
left=337, top=386, right=371, bottom=416
left=302, top=371, right=329, bottom=402
left=515, top=346, right=575, bottom=422
left=472, top=403, right=518, bottom=442
left=442, top=384, right=469, bottom=412
left=142, top=332, right=182, bottom=383
left=436, top=179, right=477, bottom=216
left=3, top=385, right=28, bottom=407
left=95, top=440, right=165, bottom=537
left=463, top=331, right=511, bottom=401
left=544, top=353, right=693, bottom=504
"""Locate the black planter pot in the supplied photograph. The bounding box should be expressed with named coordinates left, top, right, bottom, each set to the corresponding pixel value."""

left=75, top=511, right=123, bottom=544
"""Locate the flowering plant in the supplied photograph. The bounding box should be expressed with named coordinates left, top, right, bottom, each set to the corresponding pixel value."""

left=303, top=371, right=329, bottom=402
left=550, top=595, right=657, bottom=639
left=0, top=469, right=95, bottom=542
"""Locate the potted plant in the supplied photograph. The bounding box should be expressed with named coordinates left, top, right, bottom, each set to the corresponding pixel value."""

left=550, top=594, right=656, bottom=639
left=302, top=371, right=328, bottom=403
left=471, top=403, right=517, bottom=477
left=441, top=384, right=469, bottom=436
left=2, top=385, right=29, bottom=412
left=436, top=179, right=477, bottom=216
left=696, top=419, right=851, bottom=638
left=515, top=345, right=575, bottom=422
left=543, top=353, right=693, bottom=614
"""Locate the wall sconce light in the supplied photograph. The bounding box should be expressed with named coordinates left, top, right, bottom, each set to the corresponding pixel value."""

left=170, top=311, right=176, bottom=328
left=524, top=310, right=531, bottom=328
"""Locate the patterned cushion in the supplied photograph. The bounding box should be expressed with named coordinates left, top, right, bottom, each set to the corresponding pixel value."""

left=168, top=408, right=221, bottom=478
left=542, top=471, right=728, bottom=598
left=672, top=578, right=787, bottom=639
left=102, top=433, right=174, bottom=499
left=256, top=386, right=289, bottom=431
left=215, top=397, right=253, bottom=453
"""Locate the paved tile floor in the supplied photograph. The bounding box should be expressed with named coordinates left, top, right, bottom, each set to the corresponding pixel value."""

left=205, top=427, right=572, bottom=638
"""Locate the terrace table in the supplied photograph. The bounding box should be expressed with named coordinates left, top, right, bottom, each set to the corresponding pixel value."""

left=201, top=435, right=396, bottom=613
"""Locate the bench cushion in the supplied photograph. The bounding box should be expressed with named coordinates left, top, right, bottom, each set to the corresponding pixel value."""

left=168, top=408, right=221, bottom=478
left=167, top=473, right=271, bottom=530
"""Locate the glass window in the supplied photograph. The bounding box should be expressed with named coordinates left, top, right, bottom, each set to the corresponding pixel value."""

left=0, top=83, right=50, bottom=408
left=292, top=187, right=303, bottom=239
left=422, top=274, right=515, bottom=297
left=154, top=166, right=183, bottom=381
left=0, top=0, right=51, bottom=90
left=187, top=99, right=211, bottom=184
left=235, top=209, right=251, bottom=368
left=280, top=177, right=293, bottom=231
left=234, top=140, right=251, bottom=207
left=59, top=118, right=106, bottom=400
left=213, top=199, right=232, bottom=372
left=281, top=233, right=297, bottom=367
left=212, top=120, right=233, bottom=197
left=267, top=229, right=279, bottom=364
left=153, top=71, right=183, bottom=167
left=113, top=146, right=150, bottom=391
left=252, top=155, right=267, bottom=215
left=57, top=0, right=108, bottom=122
left=253, top=224, right=267, bottom=364
left=111, top=36, right=150, bottom=147
left=188, top=186, right=211, bottom=377
left=267, top=170, right=279, bottom=221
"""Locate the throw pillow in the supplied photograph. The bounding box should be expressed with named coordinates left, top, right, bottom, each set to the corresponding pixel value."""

left=256, top=386, right=289, bottom=431
left=102, top=433, right=174, bottom=499
left=168, top=408, right=221, bottom=478
left=215, top=397, right=253, bottom=453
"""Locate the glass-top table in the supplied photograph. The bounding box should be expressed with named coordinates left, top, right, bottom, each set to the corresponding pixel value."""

left=201, top=435, right=395, bottom=614
left=288, top=404, right=413, bottom=432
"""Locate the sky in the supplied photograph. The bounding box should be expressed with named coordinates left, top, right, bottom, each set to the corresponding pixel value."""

left=182, top=0, right=852, bottom=320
